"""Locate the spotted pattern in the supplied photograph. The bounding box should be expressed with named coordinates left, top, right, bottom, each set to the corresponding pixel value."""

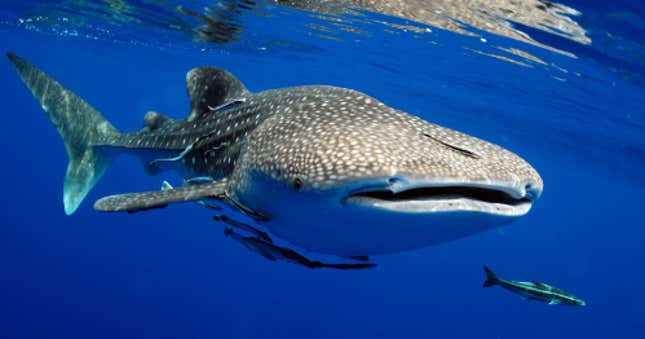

left=185, top=66, right=249, bottom=122
left=97, top=69, right=541, bottom=203
left=7, top=52, right=120, bottom=215
left=232, top=86, right=542, bottom=197
left=94, top=178, right=229, bottom=212
left=9, top=52, right=544, bottom=255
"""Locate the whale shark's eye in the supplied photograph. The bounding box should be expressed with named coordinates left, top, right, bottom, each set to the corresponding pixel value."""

left=293, top=177, right=303, bottom=190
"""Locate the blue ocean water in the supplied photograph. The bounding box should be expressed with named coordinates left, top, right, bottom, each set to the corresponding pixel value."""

left=0, top=1, right=643, bottom=338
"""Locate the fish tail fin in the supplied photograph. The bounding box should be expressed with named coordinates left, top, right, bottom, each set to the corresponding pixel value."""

left=482, top=265, right=499, bottom=287
left=7, top=52, right=121, bottom=215
left=224, top=227, right=234, bottom=237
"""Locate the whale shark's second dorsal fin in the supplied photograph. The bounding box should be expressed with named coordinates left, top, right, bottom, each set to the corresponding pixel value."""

left=142, top=111, right=173, bottom=132
left=186, top=66, right=249, bottom=122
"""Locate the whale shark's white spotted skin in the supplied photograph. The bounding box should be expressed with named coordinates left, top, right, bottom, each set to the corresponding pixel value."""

left=8, top=52, right=542, bottom=256
left=233, top=87, right=539, bottom=194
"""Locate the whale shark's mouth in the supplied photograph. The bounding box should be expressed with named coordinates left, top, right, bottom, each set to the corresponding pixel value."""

left=343, top=185, right=533, bottom=216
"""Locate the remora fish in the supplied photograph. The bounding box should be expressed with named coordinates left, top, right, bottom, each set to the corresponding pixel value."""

left=8, top=52, right=542, bottom=256
left=224, top=227, right=376, bottom=270
left=482, top=265, right=586, bottom=306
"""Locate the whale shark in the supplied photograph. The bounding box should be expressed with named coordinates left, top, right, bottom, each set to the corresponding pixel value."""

left=7, top=52, right=542, bottom=258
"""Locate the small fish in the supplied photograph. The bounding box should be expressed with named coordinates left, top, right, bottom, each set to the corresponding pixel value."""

left=213, top=215, right=272, bottom=243
left=224, top=228, right=376, bottom=270
left=482, top=265, right=586, bottom=306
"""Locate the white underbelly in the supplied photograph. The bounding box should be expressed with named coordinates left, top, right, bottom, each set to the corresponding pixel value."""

left=243, top=185, right=516, bottom=256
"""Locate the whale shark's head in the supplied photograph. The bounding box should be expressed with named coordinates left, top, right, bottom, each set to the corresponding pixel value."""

left=232, top=87, right=542, bottom=256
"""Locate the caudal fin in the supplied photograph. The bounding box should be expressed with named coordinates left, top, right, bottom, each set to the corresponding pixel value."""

left=482, top=265, right=500, bottom=287
left=7, top=52, right=120, bottom=215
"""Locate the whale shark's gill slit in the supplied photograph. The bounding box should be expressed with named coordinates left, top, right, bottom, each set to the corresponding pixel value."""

left=422, top=133, right=481, bottom=159
left=349, top=186, right=530, bottom=206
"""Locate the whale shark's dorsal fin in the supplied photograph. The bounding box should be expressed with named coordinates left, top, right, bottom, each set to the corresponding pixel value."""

left=186, top=66, right=249, bottom=122
left=142, top=111, right=173, bottom=132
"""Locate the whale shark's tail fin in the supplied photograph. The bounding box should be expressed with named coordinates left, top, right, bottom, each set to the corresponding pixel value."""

left=7, top=52, right=121, bottom=215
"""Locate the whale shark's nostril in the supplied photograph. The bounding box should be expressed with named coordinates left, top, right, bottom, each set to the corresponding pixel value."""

left=387, top=176, right=407, bottom=191
left=523, top=181, right=541, bottom=201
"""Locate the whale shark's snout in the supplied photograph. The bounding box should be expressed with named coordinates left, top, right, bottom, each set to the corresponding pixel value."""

left=338, top=128, right=543, bottom=218
left=343, top=174, right=541, bottom=217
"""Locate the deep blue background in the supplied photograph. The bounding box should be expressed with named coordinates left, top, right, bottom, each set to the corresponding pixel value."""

left=1, top=1, right=644, bottom=338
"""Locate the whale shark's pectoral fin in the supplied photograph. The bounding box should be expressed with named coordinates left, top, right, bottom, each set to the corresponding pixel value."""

left=161, top=180, right=222, bottom=211
left=94, top=178, right=230, bottom=213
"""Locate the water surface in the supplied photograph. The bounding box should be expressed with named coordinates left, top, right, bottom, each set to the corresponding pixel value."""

left=0, top=1, right=643, bottom=338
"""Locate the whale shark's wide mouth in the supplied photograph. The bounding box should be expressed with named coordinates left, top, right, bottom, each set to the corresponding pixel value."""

left=343, top=185, right=533, bottom=216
